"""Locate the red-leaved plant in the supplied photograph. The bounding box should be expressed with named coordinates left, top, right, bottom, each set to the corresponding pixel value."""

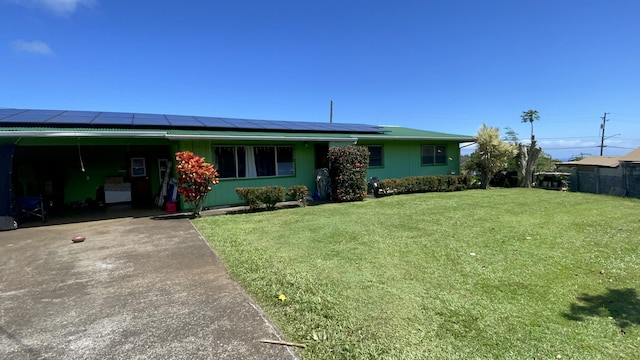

left=175, top=151, right=219, bottom=217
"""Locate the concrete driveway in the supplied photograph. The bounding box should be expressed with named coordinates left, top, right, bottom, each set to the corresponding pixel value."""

left=0, top=216, right=299, bottom=359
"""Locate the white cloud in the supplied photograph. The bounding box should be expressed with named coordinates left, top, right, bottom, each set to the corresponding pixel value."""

left=5, top=0, right=96, bottom=16
left=13, top=39, right=53, bottom=55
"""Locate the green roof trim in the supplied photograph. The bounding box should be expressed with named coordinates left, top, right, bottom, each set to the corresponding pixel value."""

left=0, top=125, right=475, bottom=142
left=364, top=126, right=475, bottom=141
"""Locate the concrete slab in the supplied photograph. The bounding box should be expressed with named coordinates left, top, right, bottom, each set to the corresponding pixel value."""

left=0, top=216, right=300, bottom=359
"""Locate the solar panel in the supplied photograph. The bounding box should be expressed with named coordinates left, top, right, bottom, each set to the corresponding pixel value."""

left=0, top=108, right=25, bottom=118
left=0, top=108, right=386, bottom=133
left=62, top=110, right=100, bottom=117
left=166, top=115, right=204, bottom=127
left=3, top=113, right=55, bottom=122
left=134, top=118, right=170, bottom=126
left=93, top=116, right=133, bottom=125
left=133, top=113, right=170, bottom=125
left=258, top=120, right=292, bottom=130
left=194, top=116, right=239, bottom=128
left=47, top=115, right=97, bottom=124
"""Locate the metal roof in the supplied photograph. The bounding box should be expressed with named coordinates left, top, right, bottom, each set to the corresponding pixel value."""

left=618, top=147, right=640, bottom=163
left=0, top=108, right=385, bottom=134
left=363, top=126, right=475, bottom=142
left=561, top=156, right=621, bottom=168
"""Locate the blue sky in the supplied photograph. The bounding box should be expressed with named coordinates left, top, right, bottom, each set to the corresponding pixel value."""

left=2, top=0, right=639, bottom=160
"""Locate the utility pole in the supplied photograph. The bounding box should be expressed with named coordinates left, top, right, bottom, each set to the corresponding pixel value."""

left=599, top=112, right=610, bottom=156
left=329, top=100, right=333, bottom=123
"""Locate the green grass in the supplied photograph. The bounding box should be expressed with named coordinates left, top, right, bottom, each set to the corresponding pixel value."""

left=194, top=189, right=640, bottom=359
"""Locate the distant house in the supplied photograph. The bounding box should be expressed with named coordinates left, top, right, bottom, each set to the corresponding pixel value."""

left=0, top=108, right=474, bottom=222
left=560, top=147, right=640, bottom=198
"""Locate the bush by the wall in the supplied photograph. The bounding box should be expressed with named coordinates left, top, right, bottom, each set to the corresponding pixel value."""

left=287, top=185, right=309, bottom=207
left=235, top=186, right=287, bottom=210
left=328, top=145, right=370, bottom=202
left=378, top=175, right=472, bottom=195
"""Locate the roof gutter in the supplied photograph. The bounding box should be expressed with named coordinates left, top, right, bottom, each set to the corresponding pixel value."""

left=355, top=135, right=476, bottom=142
left=0, top=131, right=168, bottom=138
left=165, top=134, right=358, bottom=143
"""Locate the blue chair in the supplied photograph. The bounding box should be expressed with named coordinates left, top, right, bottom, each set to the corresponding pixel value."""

left=16, top=196, right=47, bottom=223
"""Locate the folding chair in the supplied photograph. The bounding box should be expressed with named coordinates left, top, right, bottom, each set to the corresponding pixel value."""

left=16, top=195, right=47, bottom=223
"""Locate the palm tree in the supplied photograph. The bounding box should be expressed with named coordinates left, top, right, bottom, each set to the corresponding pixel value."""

left=521, top=109, right=540, bottom=142
left=518, top=110, right=541, bottom=188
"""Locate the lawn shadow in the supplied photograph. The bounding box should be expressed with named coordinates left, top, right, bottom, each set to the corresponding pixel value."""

left=563, top=288, right=640, bottom=328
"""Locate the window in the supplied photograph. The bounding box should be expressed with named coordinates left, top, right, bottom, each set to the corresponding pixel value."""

left=213, top=145, right=295, bottom=178
left=367, top=146, right=383, bottom=167
left=130, top=157, right=146, bottom=177
left=421, top=145, right=447, bottom=165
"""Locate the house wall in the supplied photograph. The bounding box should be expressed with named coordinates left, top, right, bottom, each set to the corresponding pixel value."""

left=176, top=140, right=317, bottom=208
left=4, top=136, right=466, bottom=213
left=359, top=140, right=460, bottom=180
left=175, top=139, right=461, bottom=208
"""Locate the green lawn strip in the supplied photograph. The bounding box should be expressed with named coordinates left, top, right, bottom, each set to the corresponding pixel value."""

left=194, top=189, right=640, bottom=359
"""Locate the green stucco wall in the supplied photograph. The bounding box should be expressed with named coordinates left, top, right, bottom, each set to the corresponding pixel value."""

left=358, top=140, right=461, bottom=180
left=175, top=140, right=317, bottom=208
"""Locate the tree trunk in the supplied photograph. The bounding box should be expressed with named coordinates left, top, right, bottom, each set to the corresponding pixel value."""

left=519, top=141, right=542, bottom=188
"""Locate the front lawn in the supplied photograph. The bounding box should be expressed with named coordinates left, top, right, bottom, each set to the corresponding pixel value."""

left=194, top=189, right=640, bottom=359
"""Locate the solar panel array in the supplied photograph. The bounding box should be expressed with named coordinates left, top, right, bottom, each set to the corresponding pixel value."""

left=0, top=108, right=384, bottom=133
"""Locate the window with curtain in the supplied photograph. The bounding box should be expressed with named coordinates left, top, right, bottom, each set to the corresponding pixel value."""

left=213, top=145, right=295, bottom=178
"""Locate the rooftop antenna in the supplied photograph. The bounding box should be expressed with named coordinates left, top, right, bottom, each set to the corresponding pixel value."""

left=330, top=100, right=333, bottom=123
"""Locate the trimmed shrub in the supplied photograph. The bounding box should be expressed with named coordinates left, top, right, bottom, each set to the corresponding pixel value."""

left=235, top=186, right=287, bottom=210
left=287, top=185, right=309, bottom=207
left=328, top=145, right=370, bottom=202
left=261, top=186, right=287, bottom=210
left=235, top=187, right=262, bottom=210
left=378, top=175, right=472, bottom=195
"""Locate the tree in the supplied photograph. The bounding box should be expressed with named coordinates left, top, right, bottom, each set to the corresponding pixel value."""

left=521, top=109, right=540, bottom=141
left=473, top=124, right=516, bottom=189
left=535, top=151, right=560, bottom=172
left=518, top=110, right=542, bottom=188
left=175, top=151, right=219, bottom=218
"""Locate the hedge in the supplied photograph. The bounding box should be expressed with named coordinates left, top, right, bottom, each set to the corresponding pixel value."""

left=235, top=185, right=308, bottom=210
left=235, top=186, right=287, bottom=210
left=378, top=175, right=472, bottom=195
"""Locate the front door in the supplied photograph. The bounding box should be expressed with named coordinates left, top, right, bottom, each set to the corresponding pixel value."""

left=314, top=143, right=329, bottom=170
left=129, top=157, right=152, bottom=208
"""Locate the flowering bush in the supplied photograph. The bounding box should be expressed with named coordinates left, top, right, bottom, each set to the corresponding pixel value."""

left=287, top=185, right=309, bottom=207
left=175, top=151, right=219, bottom=217
left=328, top=145, right=370, bottom=202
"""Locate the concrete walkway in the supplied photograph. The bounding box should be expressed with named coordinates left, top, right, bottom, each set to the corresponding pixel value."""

left=0, top=216, right=300, bottom=359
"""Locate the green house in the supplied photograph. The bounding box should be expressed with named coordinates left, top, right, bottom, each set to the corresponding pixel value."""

left=0, top=108, right=474, bottom=219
